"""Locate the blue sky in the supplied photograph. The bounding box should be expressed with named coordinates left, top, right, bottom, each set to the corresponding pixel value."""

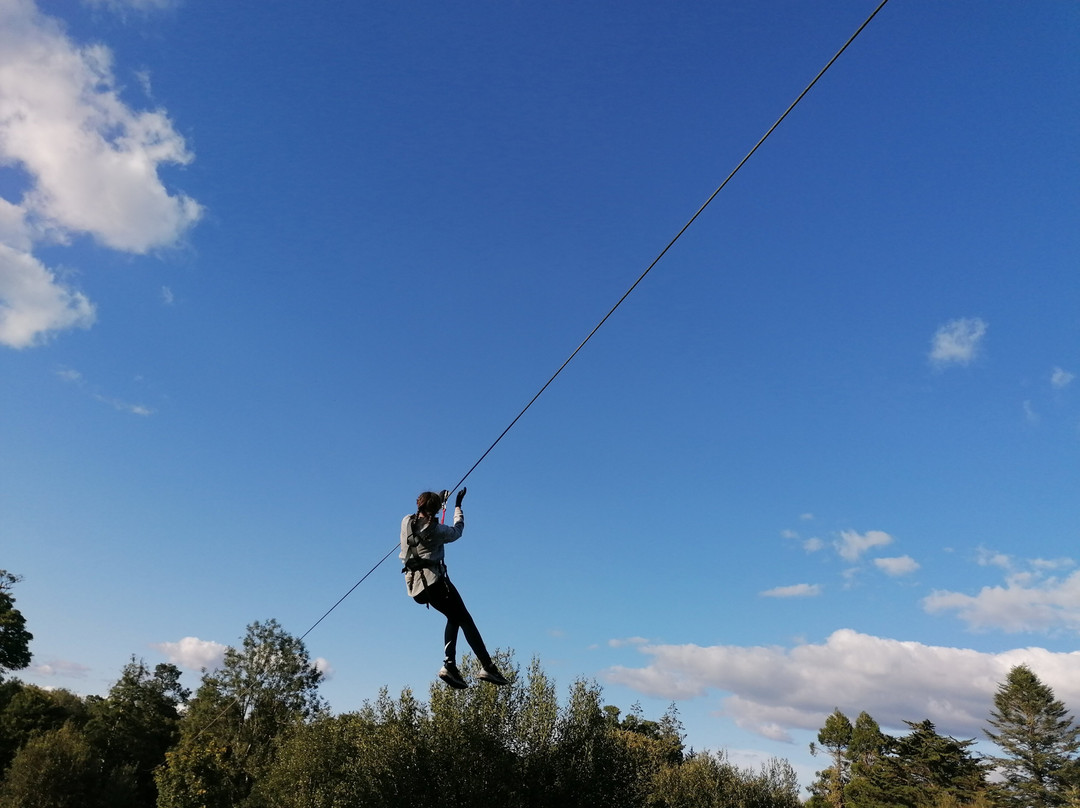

left=2, top=0, right=1079, bottom=786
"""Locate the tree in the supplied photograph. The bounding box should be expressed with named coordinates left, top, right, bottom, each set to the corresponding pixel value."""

left=853, top=719, right=989, bottom=808
left=425, top=652, right=521, bottom=807
left=84, top=658, right=190, bottom=807
left=848, top=711, right=889, bottom=779
left=844, top=711, right=891, bottom=808
left=810, top=709, right=854, bottom=808
left=156, top=619, right=325, bottom=808
left=0, top=722, right=135, bottom=808
left=986, top=664, right=1080, bottom=808
left=0, top=571, right=32, bottom=676
left=0, top=684, right=87, bottom=774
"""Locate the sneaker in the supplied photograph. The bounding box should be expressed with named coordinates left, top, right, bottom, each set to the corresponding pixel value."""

left=439, top=664, right=468, bottom=689
left=477, top=666, right=509, bottom=686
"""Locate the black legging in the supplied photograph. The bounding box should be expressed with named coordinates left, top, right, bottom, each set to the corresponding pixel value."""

left=414, top=577, right=492, bottom=668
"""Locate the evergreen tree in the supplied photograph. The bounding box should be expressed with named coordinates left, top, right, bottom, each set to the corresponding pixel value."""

left=985, top=664, right=1080, bottom=808
left=810, top=709, right=854, bottom=808
left=844, top=711, right=891, bottom=808
left=870, top=720, right=988, bottom=808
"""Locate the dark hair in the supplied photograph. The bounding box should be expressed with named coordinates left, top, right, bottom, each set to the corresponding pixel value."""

left=416, top=491, right=443, bottom=517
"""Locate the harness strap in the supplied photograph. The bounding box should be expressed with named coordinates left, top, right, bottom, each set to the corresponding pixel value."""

left=402, top=515, right=448, bottom=606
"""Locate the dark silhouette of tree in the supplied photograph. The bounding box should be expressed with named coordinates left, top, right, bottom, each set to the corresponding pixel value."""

left=84, top=658, right=190, bottom=807
left=0, top=572, right=32, bottom=676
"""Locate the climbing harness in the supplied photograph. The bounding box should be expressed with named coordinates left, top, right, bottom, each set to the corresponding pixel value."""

left=401, top=513, right=450, bottom=605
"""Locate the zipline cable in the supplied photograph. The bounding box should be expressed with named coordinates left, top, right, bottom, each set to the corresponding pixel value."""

left=447, top=0, right=891, bottom=498
left=304, top=0, right=892, bottom=640
left=190, top=0, right=890, bottom=742
left=194, top=3, right=892, bottom=741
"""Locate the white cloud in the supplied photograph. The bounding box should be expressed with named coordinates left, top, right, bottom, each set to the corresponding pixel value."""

left=0, top=244, right=96, bottom=347
left=0, top=0, right=200, bottom=348
left=923, top=567, right=1080, bottom=634
left=803, top=537, right=824, bottom=553
left=976, top=548, right=1012, bottom=570
left=609, top=636, right=650, bottom=648
left=1051, top=367, right=1075, bottom=389
left=874, top=556, right=920, bottom=577
left=313, top=657, right=334, bottom=680
left=1032, top=557, right=1075, bottom=572
left=154, top=636, right=227, bottom=671
left=83, top=0, right=181, bottom=11
left=93, top=392, right=153, bottom=416
left=56, top=363, right=152, bottom=415
left=760, top=583, right=821, bottom=598
left=603, top=629, right=1080, bottom=742
left=834, top=529, right=893, bottom=562
left=929, top=318, right=987, bottom=367
left=31, top=658, right=91, bottom=678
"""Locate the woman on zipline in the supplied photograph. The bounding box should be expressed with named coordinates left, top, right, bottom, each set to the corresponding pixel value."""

left=400, top=487, right=508, bottom=689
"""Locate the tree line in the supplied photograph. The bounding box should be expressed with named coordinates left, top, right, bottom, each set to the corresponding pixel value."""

left=0, top=572, right=798, bottom=807
left=2, top=569, right=1079, bottom=807
left=806, top=664, right=1080, bottom=808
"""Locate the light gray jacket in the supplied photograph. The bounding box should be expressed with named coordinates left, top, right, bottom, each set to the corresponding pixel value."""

left=399, top=507, right=463, bottom=597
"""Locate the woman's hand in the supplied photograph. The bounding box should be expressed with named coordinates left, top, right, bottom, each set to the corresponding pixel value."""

left=455, top=487, right=467, bottom=508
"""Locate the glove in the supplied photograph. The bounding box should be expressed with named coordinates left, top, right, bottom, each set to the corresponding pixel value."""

left=455, top=487, right=467, bottom=508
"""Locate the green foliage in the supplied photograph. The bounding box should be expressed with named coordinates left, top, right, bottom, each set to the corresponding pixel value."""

left=15, top=620, right=1078, bottom=808
left=84, top=658, right=190, bottom=807
left=986, top=664, right=1080, bottom=808
left=255, top=649, right=799, bottom=808
left=650, top=750, right=800, bottom=808
left=0, top=572, right=32, bottom=676
left=811, top=708, right=855, bottom=808
left=0, top=683, right=87, bottom=773
left=156, top=619, right=325, bottom=808
left=851, top=720, right=989, bottom=808
left=0, top=722, right=136, bottom=808
left=811, top=711, right=992, bottom=808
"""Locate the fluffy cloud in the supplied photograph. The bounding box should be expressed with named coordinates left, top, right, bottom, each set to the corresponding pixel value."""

left=603, top=629, right=1080, bottom=742
left=760, top=583, right=821, bottom=598
left=154, top=636, right=227, bottom=671
left=874, top=556, right=920, bottom=576
left=929, top=318, right=987, bottom=367
left=0, top=243, right=95, bottom=347
left=923, top=566, right=1080, bottom=634
left=0, top=0, right=200, bottom=348
left=1051, top=367, right=1075, bottom=389
left=834, top=529, right=893, bottom=562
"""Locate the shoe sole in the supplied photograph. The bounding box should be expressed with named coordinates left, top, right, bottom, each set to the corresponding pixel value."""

left=439, top=673, right=468, bottom=689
